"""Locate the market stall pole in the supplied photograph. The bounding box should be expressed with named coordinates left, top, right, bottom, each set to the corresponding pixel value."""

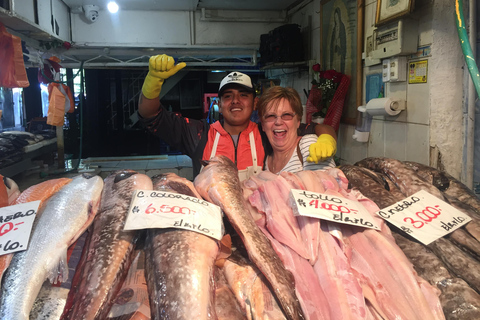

left=56, top=126, right=65, bottom=169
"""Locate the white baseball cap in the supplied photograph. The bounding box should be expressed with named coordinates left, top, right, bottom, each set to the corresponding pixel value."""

left=218, top=72, right=255, bottom=96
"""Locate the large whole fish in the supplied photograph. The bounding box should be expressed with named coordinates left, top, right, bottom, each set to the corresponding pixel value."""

left=214, top=266, right=247, bottom=320
left=222, top=250, right=286, bottom=320
left=0, top=173, right=103, bottom=320
left=404, top=161, right=480, bottom=212
left=144, top=173, right=220, bottom=319
left=392, top=232, right=480, bottom=320
left=0, top=177, right=73, bottom=289
left=355, top=157, right=446, bottom=200
left=194, top=156, right=305, bottom=320
left=61, top=170, right=152, bottom=320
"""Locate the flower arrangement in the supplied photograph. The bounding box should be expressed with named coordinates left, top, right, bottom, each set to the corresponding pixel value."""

left=311, top=63, right=343, bottom=118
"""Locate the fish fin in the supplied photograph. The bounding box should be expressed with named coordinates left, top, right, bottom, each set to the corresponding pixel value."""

left=215, top=234, right=232, bottom=267
left=48, top=251, right=69, bottom=284
left=66, top=199, right=100, bottom=248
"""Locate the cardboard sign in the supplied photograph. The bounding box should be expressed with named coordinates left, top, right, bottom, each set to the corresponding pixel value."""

left=124, top=190, right=224, bottom=240
left=0, top=201, right=40, bottom=255
left=290, top=189, right=381, bottom=230
left=376, top=190, right=472, bottom=245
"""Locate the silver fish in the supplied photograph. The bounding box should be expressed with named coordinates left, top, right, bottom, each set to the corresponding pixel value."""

left=194, top=156, right=305, bottom=320
left=0, top=174, right=103, bottom=320
left=61, top=170, right=152, bottom=320
left=30, top=284, right=69, bottom=320
left=144, top=173, right=220, bottom=320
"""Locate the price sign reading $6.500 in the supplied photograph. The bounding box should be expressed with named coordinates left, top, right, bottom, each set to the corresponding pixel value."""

left=375, top=190, right=472, bottom=245
left=124, top=190, right=224, bottom=241
left=0, top=201, right=40, bottom=256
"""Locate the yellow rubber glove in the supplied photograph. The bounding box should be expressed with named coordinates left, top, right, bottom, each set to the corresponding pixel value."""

left=307, top=134, right=337, bottom=163
left=141, top=54, right=186, bottom=99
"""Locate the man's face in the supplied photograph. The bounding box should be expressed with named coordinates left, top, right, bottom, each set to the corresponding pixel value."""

left=219, top=87, right=256, bottom=127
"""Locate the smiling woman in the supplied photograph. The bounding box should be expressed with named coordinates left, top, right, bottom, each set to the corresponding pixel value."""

left=257, top=86, right=336, bottom=174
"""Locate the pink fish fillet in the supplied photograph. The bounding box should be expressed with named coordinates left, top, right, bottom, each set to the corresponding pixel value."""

left=262, top=226, right=330, bottom=320
left=286, top=171, right=322, bottom=265
left=315, top=169, right=342, bottom=191
left=344, top=226, right=444, bottom=320
left=254, top=175, right=310, bottom=260
left=314, top=222, right=366, bottom=320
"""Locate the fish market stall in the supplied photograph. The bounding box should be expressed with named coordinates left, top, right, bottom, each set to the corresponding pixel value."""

left=0, top=131, right=57, bottom=178
left=0, top=156, right=479, bottom=319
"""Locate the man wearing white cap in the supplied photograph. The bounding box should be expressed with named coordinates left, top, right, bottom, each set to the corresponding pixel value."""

left=138, top=54, right=336, bottom=181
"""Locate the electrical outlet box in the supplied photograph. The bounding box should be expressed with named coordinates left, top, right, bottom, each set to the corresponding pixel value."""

left=382, top=59, right=390, bottom=82
left=372, top=19, right=418, bottom=59
left=382, top=56, right=407, bottom=82
left=389, top=56, right=407, bottom=82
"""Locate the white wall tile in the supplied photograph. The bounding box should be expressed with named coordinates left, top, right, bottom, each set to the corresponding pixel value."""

left=367, top=119, right=385, bottom=157
left=406, top=123, right=429, bottom=164
left=337, top=124, right=368, bottom=164
left=384, top=121, right=407, bottom=160
left=406, top=81, right=430, bottom=125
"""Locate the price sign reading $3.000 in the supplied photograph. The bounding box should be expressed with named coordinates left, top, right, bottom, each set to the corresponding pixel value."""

left=124, top=190, right=224, bottom=241
left=375, top=190, right=472, bottom=245
left=0, top=200, right=40, bottom=256
left=290, top=189, right=381, bottom=230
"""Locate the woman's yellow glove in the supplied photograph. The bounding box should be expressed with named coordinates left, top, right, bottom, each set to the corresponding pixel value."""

left=307, top=134, right=337, bottom=163
left=141, top=54, right=186, bottom=99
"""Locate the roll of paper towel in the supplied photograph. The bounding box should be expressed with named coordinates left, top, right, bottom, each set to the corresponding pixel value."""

left=360, top=97, right=405, bottom=116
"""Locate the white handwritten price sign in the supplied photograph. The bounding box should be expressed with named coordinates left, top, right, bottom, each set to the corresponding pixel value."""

left=376, top=190, right=472, bottom=245
left=124, top=190, right=224, bottom=240
left=290, top=189, right=381, bottom=230
left=0, top=201, right=40, bottom=256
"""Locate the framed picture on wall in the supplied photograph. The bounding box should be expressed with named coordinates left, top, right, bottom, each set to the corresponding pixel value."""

left=375, top=0, right=415, bottom=26
left=320, top=0, right=358, bottom=122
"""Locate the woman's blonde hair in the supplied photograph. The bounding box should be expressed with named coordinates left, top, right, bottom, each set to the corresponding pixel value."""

left=257, top=86, right=303, bottom=120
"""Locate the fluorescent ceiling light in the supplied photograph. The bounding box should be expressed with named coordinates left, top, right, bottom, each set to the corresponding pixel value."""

left=107, top=2, right=119, bottom=13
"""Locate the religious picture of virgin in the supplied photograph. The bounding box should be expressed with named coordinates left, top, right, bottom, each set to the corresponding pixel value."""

left=321, top=0, right=357, bottom=119
left=329, top=7, right=347, bottom=74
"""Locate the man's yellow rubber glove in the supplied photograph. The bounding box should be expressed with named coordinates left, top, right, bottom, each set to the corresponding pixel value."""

left=141, top=54, right=187, bottom=99
left=307, top=134, right=337, bottom=163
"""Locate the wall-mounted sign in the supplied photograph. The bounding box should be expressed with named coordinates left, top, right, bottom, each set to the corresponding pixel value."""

left=409, top=60, right=428, bottom=84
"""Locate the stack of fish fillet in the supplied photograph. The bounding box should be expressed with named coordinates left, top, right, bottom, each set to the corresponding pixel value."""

left=194, top=155, right=445, bottom=320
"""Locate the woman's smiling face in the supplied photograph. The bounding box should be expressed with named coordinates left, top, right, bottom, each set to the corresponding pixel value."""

left=262, top=98, right=300, bottom=153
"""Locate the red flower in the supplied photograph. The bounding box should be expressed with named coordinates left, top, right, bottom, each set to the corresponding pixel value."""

left=312, top=63, right=321, bottom=72
left=332, top=72, right=342, bottom=83
left=323, top=70, right=337, bottom=80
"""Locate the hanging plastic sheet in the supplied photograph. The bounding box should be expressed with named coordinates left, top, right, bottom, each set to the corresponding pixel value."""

left=0, top=23, right=29, bottom=88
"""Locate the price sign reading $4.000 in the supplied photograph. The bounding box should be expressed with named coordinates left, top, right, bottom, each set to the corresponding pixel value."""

left=376, top=190, right=472, bottom=245
left=0, top=200, right=40, bottom=256
left=290, top=189, right=381, bottom=230
left=124, top=190, right=224, bottom=241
